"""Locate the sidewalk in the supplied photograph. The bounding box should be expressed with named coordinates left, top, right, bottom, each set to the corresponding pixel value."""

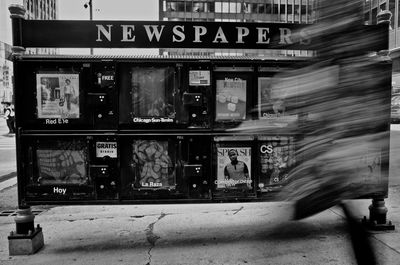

left=0, top=186, right=399, bottom=265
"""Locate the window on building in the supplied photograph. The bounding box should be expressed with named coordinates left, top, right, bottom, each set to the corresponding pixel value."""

left=215, top=1, right=222, bottom=12
left=163, top=0, right=167, bottom=11
left=372, top=7, right=377, bottom=24
left=364, top=11, right=370, bottom=24
left=242, top=3, right=250, bottom=13
left=222, top=2, right=229, bottom=13
left=380, top=3, right=386, bottom=11
left=167, top=1, right=185, bottom=12
left=397, top=0, right=400, bottom=28
left=280, top=4, right=286, bottom=14
left=393, top=59, right=400, bottom=73
left=365, top=0, right=371, bottom=10
left=166, top=1, right=172, bottom=11
left=3, top=68, right=9, bottom=87
left=193, top=2, right=205, bottom=12
left=250, top=3, right=257, bottom=13
left=294, top=0, right=300, bottom=13
left=294, top=4, right=300, bottom=15
left=301, top=4, right=306, bottom=14
left=177, top=1, right=185, bottom=11
left=288, top=4, right=293, bottom=14
left=389, top=0, right=395, bottom=28
left=185, top=1, right=192, bottom=12
left=273, top=4, right=279, bottom=14
left=208, top=2, right=215, bottom=12
left=266, top=3, right=272, bottom=14
left=258, top=4, right=265, bottom=13
left=229, top=2, right=241, bottom=13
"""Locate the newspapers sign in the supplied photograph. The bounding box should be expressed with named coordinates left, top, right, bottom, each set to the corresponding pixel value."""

left=19, top=20, right=313, bottom=49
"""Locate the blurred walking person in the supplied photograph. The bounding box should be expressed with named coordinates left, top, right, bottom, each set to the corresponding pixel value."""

left=3, top=102, right=15, bottom=134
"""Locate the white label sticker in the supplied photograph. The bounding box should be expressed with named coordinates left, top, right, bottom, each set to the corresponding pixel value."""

left=96, top=142, right=118, bottom=158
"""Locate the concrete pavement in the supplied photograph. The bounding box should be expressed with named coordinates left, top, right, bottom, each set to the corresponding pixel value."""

left=0, top=189, right=399, bottom=265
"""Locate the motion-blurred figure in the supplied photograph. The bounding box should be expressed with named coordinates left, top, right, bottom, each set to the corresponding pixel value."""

left=278, top=1, right=390, bottom=264
left=231, top=1, right=391, bottom=264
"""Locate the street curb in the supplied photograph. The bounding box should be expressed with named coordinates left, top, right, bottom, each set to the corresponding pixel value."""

left=0, top=133, right=15, bottom=138
left=0, top=176, right=17, bottom=191
left=0, top=172, right=17, bottom=191
left=0, top=171, right=17, bottom=182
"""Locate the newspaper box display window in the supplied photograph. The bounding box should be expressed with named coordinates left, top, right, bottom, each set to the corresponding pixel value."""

left=216, top=146, right=252, bottom=190
left=36, top=72, right=80, bottom=119
left=215, top=78, right=247, bottom=121
left=132, top=140, right=176, bottom=189
left=213, top=136, right=255, bottom=197
left=119, top=65, right=180, bottom=128
left=131, top=68, right=175, bottom=119
left=257, top=75, right=300, bottom=130
left=15, top=61, right=119, bottom=131
left=119, top=137, right=178, bottom=199
left=213, top=70, right=252, bottom=126
left=21, top=136, right=94, bottom=200
left=35, top=140, right=87, bottom=185
left=119, top=135, right=211, bottom=200
left=258, top=136, right=296, bottom=192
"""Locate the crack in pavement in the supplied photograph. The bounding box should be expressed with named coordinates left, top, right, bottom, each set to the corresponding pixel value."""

left=145, top=213, right=166, bottom=265
left=233, top=206, right=244, bottom=215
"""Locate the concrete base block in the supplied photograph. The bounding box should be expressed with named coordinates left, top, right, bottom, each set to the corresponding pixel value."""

left=362, top=217, right=396, bottom=231
left=8, top=227, right=44, bottom=255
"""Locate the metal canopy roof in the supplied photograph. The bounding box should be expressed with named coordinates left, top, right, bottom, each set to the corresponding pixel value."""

left=16, top=54, right=312, bottom=62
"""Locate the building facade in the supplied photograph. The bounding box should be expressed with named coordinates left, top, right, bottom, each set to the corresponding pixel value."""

left=363, top=0, right=398, bottom=48
left=159, top=0, right=317, bottom=56
left=363, top=1, right=400, bottom=92
left=160, top=0, right=316, bottom=22
left=0, top=42, right=12, bottom=105
left=157, top=0, right=400, bottom=96
left=0, top=0, right=58, bottom=106
left=23, top=0, right=59, bottom=55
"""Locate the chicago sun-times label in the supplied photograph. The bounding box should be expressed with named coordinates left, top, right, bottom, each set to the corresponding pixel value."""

left=216, top=147, right=252, bottom=189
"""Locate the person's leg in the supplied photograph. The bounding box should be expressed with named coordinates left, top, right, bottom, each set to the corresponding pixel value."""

left=341, top=203, right=377, bottom=265
left=10, top=117, right=15, bottom=133
left=6, top=119, right=12, bottom=133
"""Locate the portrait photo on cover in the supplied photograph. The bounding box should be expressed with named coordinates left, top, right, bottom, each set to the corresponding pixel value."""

left=216, top=147, right=252, bottom=190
